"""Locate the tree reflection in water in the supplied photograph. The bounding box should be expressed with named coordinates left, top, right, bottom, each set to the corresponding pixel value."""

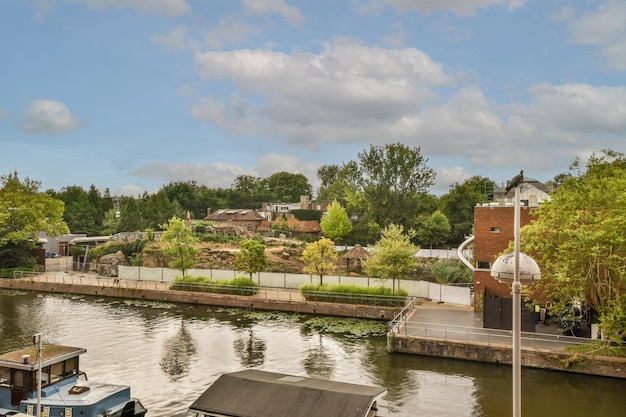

left=160, top=321, right=197, bottom=381
left=302, top=334, right=334, bottom=378
left=233, top=329, right=266, bottom=367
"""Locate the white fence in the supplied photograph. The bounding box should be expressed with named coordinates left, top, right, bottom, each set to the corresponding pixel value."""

left=118, top=266, right=471, bottom=306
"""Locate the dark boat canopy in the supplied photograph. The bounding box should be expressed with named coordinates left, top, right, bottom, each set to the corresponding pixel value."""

left=189, top=370, right=387, bottom=417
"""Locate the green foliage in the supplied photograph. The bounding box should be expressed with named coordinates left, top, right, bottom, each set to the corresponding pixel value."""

left=302, top=317, right=389, bottom=338
left=438, top=176, right=492, bottom=245
left=234, top=238, right=267, bottom=278
left=416, top=210, right=451, bottom=248
left=522, top=150, right=626, bottom=343
left=161, top=216, right=199, bottom=276
left=0, top=172, right=69, bottom=247
left=259, top=171, right=312, bottom=202
left=170, top=275, right=259, bottom=295
left=290, top=209, right=322, bottom=222
left=0, top=242, right=37, bottom=270
left=320, top=200, right=352, bottom=242
left=364, top=224, right=419, bottom=291
left=300, top=283, right=408, bottom=307
left=301, top=237, right=338, bottom=285
left=429, top=259, right=473, bottom=284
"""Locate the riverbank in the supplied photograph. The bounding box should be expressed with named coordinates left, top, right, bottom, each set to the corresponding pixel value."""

left=0, top=276, right=401, bottom=321
left=2, top=274, right=625, bottom=380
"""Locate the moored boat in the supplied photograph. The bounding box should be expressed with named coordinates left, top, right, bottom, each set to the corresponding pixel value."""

left=0, top=337, right=146, bottom=417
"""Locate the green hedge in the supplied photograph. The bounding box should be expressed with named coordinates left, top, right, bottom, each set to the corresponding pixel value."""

left=300, top=284, right=408, bottom=307
left=169, top=275, right=259, bottom=296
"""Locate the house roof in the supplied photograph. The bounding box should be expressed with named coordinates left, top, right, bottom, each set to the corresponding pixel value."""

left=204, top=209, right=265, bottom=222
left=189, top=370, right=387, bottom=417
left=285, top=214, right=322, bottom=233
left=342, top=244, right=370, bottom=260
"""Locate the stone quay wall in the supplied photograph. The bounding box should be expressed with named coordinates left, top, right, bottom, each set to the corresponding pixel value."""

left=390, top=335, right=626, bottom=379
left=0, top=278, right=401, bottom=321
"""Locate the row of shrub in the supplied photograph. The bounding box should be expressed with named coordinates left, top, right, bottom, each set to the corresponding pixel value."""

left=300, top=284, right=408, bottom=307
left=170, top=275, right=259, bottom=296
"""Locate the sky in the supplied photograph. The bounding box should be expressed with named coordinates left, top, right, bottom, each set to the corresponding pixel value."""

left=1, top=0, right=625, bottom=197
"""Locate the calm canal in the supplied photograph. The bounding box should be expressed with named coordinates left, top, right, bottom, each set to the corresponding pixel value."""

left=0, top=290, right=624, bottom=417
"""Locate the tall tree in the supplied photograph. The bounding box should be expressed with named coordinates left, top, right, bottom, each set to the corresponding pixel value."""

left=161, top=216, right=199, bottom=276
left=439, top=176, right=492, bottom=245
left=234, top=238, right=267, bottom=279
left=260, top=171, right=312, bottom=202
left=522, top=150, right=626, bottom=342
left=364, top=224, right=419, bottom=292
left=352, top=143, right=435, bottom=230
left=416, top=210, right=451, bottom=248
left=301, top=237, right=338, bottom=285
left=0, top=172, right=69, bottom=245
left=320, top=200, right=352, bottom=243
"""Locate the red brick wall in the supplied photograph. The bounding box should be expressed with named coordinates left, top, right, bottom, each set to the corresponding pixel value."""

left=473, top=205, right=536, bottom=298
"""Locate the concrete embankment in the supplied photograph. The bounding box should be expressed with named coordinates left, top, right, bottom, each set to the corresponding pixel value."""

left=389, top=327, right=626, bottom=379
left=0, top=278, right=401, bottom=321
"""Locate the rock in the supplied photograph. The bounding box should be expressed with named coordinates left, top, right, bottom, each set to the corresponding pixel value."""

left=94, top=251, right=129, bottom=277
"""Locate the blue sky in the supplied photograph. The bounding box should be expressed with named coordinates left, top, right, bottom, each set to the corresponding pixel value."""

left=1, top=0, right=625, bottom=197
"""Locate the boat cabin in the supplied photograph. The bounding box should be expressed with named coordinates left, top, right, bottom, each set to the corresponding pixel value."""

left=189, top=370, right=387, bottom=417
left=0, top=343, right=146, bottom=417
left=0, top=345, right=84, bottom=411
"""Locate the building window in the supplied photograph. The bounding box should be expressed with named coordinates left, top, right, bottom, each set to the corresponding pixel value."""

left=490, top=227, right=500, bottom=233
left=476, top=261, right=490, bottom=269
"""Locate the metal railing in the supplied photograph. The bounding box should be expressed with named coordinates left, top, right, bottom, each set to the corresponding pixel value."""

left=395, top=320, right=595, bottom=352
left=388, top=297, right=420, bottom=333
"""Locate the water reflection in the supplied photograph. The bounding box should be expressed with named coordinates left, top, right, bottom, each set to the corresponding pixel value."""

left=233, top=329, right=266, bottom=367
left=1, top=291, right=626, bottom=417
left=160, top=322, right=197, bottom=381
left=302, top=334, right=334, bottom=378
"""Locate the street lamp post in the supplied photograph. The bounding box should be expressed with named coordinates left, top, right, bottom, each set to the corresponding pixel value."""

left=490, top=186, right=540, bottom=417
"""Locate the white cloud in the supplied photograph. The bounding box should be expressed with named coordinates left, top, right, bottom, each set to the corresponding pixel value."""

left=201, top=16, right=262, bottom=50
left=21, top=99, right=80, bottom=135
left=131, top=153, right=321, bottom=192
left=355, top=0, right=528, bottom=17
left=193, top=38, right=454, bottom=145
left=0, top=108, right=7, bottom=120
left=567, top=0, right=626, bottom=70
left=242, top=0, right=305, bottom=27
left=152, top=25, right=190, bottom=52
left=33, top=0, right=191, bottom=19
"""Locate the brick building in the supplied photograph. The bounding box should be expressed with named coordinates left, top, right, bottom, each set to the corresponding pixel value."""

left=473, top=204, right=536, bottom=298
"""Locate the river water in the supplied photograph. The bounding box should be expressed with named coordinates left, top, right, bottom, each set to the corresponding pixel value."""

left=1, top=290, right=624, bottom=417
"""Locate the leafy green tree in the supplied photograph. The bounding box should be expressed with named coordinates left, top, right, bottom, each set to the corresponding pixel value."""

left=438, top=176, right=492, bottom=244
left=301, top=237, right=338, bottom=285
left=416, top=210, right=451, bottom=248
left=260, top=171, right=312, bottom=202
left=364, top=224, right=419, bottom=292
left=321, top=200, right=352, bottom=243
left=522, top=150, right=626, bottom=342
left=101, top=209, right=121, bottom=236
left=0, top=172, right=69, bottom=267
left=118, top=197, right=144, bottom=232
left=234, top=238, right=267, bottom=279
left=161, top=216, right=199, bottom=276
left=53, top=185, right=103, bottom=235
left=0, top=172, right=69, bottom=245
left=355, top=143, right=435, bottom=228
left=142, top=190, right=179, bottom=230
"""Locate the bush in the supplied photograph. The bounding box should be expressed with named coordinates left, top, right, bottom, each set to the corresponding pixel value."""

left=170, top=275, right=259, bottom=296
left=300, top=284, right=408, bottom=307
